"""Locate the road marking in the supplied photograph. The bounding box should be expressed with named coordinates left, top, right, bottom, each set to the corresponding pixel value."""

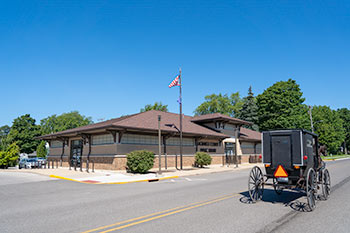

left=82, top=193, right=238, bottom=233
left=49, top=175, right=179, bottom=184
left=185, top=178, right=192, bottom=181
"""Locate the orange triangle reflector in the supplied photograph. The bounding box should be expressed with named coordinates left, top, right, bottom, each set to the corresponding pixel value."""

left=274, top=165, right=288, bottom=178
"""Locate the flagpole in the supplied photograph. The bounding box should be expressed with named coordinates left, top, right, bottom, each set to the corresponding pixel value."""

left=179, top=68, right=183, bottom=170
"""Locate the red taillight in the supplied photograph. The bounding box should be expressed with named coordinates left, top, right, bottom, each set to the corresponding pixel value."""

left=259, top=154, right=262, bottom=159
left=303, top=155, right=308, bottom=160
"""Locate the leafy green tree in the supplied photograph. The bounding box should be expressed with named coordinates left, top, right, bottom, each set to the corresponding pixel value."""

left=237, top=86, right=259, bottom=131
left=6, top=114, right=41, bottom=154
left=337, top=108, right=350, bottom=154
left=0, top=143, right=20, bottom=168
left=194, top=92, right=243, bottom=117
left=36, top=141, right=48, bottom=158
left=140, top=102, right=168, bottom=112
left=0, top=125, right=10, bottom=151
left=41, top=111, right=93, bottom=135
left=256, top=79, right=310, bottom=131
left=312, top=106, right=345, bottom=154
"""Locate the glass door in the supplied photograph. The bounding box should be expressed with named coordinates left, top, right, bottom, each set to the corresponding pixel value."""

left=70, top=140, right=83, bottom=167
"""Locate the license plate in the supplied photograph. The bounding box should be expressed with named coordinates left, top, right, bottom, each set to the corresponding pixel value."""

left=277, top=177, right=288, bottom=183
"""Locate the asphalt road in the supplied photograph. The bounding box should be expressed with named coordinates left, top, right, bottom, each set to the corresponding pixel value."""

left=1, top=159, right=349, bottom=233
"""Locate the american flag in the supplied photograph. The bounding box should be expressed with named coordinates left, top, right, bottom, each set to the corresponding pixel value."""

left=168, top=75, right=180, bottom=88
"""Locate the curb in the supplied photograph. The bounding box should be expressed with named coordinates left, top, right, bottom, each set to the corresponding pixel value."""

left=49, top=175, right=179, bottom=184
left=323, top=157, right=350, bottom=161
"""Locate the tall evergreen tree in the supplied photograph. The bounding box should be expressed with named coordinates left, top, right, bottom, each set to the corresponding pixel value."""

left=256, top=79, right=309, bottom=131
left=238, top=86, right=259, bottom=131
left=6, top=114, right=41, bottom=154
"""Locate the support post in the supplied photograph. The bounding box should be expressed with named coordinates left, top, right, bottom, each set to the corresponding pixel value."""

left=179, top=68, right=183, bottom=170
left=158, top=115, right=162, bottom=174
left=163, top=136, right=167, bottom=170
left=235, top=126, right=239, bottom=168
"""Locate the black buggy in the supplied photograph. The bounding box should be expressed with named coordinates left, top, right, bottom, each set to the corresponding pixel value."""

left=248, top=130, right=331, bottom=211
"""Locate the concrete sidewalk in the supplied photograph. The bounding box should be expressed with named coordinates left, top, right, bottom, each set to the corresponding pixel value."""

left=3, top=163, right=263, bottom=184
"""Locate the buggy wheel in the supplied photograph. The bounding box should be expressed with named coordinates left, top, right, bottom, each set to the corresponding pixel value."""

left=273, top=178, right=283, bottom=195
left=248, top=166, right=264, bottom=203
left=322, top=169, right=331, bottom=200
left=306, top=168, right=317, bottom=211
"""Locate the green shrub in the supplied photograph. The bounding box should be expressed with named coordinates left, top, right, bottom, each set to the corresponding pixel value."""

left=126, top=150, right=155, bottom=173
left=194, top=152, right=212, bottom=168
left=0, top=143, right=20, bottom=169
left=37, top=141, right=48, bottom=158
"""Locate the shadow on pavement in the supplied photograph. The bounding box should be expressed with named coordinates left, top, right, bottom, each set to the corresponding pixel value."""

left=239, top=188, right=312, bottom=212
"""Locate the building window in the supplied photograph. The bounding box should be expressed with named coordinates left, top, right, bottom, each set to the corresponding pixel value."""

left=167, top=137, right=194, bottom=146
left=198, top=142, right=208, bottom=146
left=92, top=134, right=114, bottom=145
left=51, top=140, right=63, bottom=148
left=215, top=122, right=225, bottom=129
left=198, top=142, right=219, bottom=147
left=200, top=148, right=216, bottom=153
left=121, top=134, right=158, bottom=145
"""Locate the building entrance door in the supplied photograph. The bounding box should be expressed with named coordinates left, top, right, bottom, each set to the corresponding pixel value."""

left=225, top=142, right=235, bottom=164
left=70, top=140, right=83, bottom=167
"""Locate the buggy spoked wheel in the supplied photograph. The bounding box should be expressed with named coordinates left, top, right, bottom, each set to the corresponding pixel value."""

left=248, top=166, right=264, bottom=203
left=322, top=169, right=331, bottom=200
left=306, top=168, right=317, bottom=211
left=273, top=178, right=283, bottom=195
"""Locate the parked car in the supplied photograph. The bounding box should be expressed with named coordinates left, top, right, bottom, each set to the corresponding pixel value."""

left=19, top=158, right=39, bottom=169
left=18, top=158, right=28, bottom=169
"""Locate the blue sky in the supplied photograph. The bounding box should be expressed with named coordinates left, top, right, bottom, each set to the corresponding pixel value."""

left=1, top=0, right=349, bottom=126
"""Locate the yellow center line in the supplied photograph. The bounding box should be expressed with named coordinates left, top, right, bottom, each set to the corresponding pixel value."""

left=100, top=194, right=238, bottom=233
left=82, top=193, right=239, bottom=233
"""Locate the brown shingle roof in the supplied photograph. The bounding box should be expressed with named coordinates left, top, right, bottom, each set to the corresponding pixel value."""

left=38, top=111, right=228, bottom=139
left=239, top=127, right=261, bottom=142
left=38, top=111, right=261, bottom=142
left=191, top=113, right=252, bottom=125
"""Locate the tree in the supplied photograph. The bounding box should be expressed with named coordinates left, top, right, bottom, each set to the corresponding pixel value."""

left=36, top=141, right=48, bottom=158
left=0, top=125, right=10, bottom=151
left=140, top=102, right=168, bottom=112
left=237, top=86, right=259, bottom=131
left=256, top=79, right=310, bottom=131
left=194, top=92, right=243, bottom=117
left=41, top=111, right=93, bottom=135
left=312, top=106, right=345, bottom=154
left=337, top=108, right=350, bottom=154
left=0, top=143, right=20, bottom=168
left=6, top=114, right=41, bottom=154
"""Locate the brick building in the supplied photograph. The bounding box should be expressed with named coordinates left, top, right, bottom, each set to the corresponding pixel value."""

left=38, top=110, right=261, bottom=170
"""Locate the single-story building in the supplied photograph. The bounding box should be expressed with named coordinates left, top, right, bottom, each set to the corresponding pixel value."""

left=38, top=110, right=261, bottom=170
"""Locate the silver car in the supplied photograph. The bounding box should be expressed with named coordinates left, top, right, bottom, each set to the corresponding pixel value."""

left=19, top=158, right=38, bottom=169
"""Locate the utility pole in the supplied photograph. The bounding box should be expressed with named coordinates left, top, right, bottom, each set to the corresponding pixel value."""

left=158, top=115, right=162, bottom=174
left=179, top=68, right=183, bottom=170
left=309, top=106, right=314, bottom=133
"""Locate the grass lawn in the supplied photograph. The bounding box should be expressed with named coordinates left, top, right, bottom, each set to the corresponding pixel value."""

left=321, top=154, right=350, bottom=160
